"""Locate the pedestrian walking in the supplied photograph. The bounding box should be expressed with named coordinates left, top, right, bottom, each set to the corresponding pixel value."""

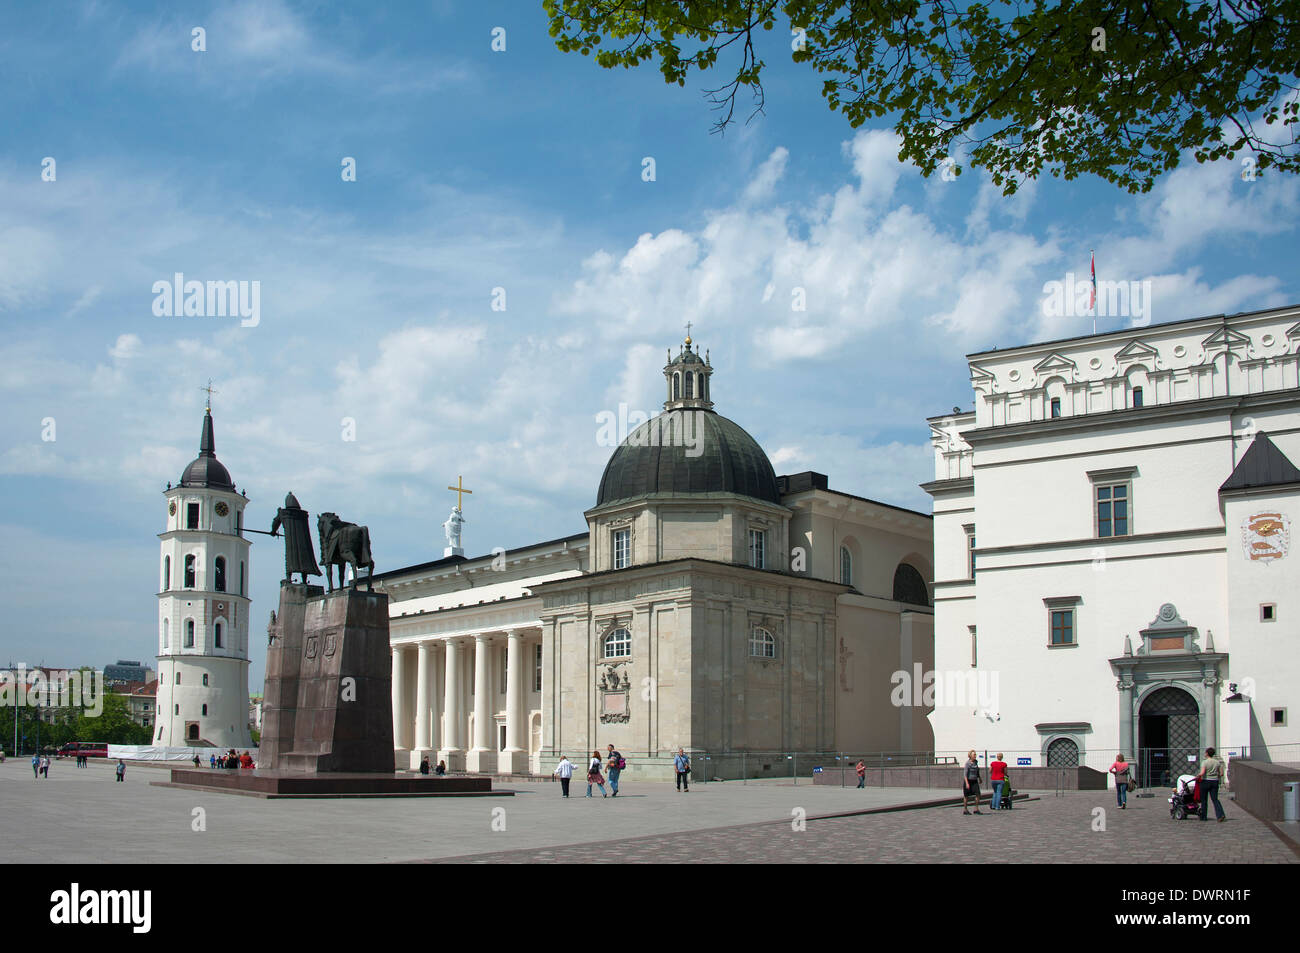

left=1196, top=747, right=1227, bottom=822
left=855, top=760, right=866, bottom=789
left=210, top=753, right=217, bottom=769
left=31, top=753, right=39, bottom=778
left=989, top=753, right=1008, bottom=810
left=115, top=760, right=126, bottom=782
left=962, top=749, right=982, bottom=814
left=673, top=748, right=691, bottom=792
left=553, top=754, right=574, bottom=797
left=586, top=750, right=608, bottom=798
left=1109, top=753, right=1133, bottom=809
left=605, top=744, right=624, bottom=797
left=40, top=755, right=50, bottom=778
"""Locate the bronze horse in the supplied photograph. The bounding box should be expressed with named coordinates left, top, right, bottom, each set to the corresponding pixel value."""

left=317, top=512, right=374, bottom=591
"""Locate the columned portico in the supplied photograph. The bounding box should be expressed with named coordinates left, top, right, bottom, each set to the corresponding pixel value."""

left=409, top=641, right=439, bottom=768
left=500, top=628, right=527, bottom=774
left=466, top=633, right=496, bottom=773
left=391, top=645, right=411, bottom=751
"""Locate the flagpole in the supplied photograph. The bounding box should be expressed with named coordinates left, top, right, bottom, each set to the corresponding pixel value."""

left=1091, top=248, right=1097, bottom=335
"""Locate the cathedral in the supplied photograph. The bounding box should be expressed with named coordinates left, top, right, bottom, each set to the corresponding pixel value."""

left=375, top=337, right=935, bottom=778
left=153, top=405, right=253, bottom=750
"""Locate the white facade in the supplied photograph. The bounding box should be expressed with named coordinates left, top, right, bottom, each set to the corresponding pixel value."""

left=154, top=410, right=253, bottom=749
left=924, top=304, right=1300, bottom=779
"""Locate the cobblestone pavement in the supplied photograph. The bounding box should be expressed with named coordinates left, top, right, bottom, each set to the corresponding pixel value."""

left=427, top=790, right=1300, bottom=864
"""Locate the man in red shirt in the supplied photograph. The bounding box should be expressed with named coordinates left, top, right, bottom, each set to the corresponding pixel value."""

left=989, top=753, right=1008, bottom=810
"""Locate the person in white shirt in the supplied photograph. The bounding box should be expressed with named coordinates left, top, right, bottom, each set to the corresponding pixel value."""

left=552, top=755, right=574, bottom=798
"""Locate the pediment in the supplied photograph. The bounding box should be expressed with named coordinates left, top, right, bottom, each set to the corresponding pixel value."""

left=1201, top=325, right=1251, bottom=351
left=968, top=363, right=995, bottom=382
left=1032, top=352, right=1077, bottom=379
left=1287, top=320, right=1300, bottom=340
left=1115, top=339, right=1159, bottom=364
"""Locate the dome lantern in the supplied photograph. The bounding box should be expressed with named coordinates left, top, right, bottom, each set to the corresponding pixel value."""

left=663, top=328, right=713, bottom=411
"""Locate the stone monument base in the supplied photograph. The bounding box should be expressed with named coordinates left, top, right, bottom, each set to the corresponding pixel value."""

left=157, top=768, right=507, bottom=799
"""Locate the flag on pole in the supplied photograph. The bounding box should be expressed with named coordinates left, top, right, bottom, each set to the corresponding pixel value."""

left=1090, top=249, right=1097, bottom=334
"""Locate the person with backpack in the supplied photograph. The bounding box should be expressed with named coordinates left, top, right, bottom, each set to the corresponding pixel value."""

left=586, top=750, right=608, bottom=798
left=1109, top=753, right=1133, bottom=809
left=962, top=749, right=982, bottom=814
left=674, top=748, right=690, bottom=792
left=606, top=744, right=625, bottom=797
left=115, top=760, right=126, bottom=782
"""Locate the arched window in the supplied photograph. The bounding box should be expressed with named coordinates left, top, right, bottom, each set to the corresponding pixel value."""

left=892, top=564, right=930, bottom=606
left=162, top=618, right=170, bottom=651
left=214, top=622, right=223, bottom=649
left=701, top=374, right=708, bottom=400
left=184, top=620, right=195, bottom=648
left=1046, top=738, right=1079, bottom=767
left=673, top=373, right=680, bottom=399
left=187, top=724, right=199, bottom=741
left=603, top=627, right=631, bottom=659
left=184, top=555, right=196, bottom=588
left=214, top=556, right=226, bottom=593
left=163, top=556, right=170, bottom=591
left=840, top=547, right=852, bottom=586
left=684, top=373, right=694, bottom=399
left=748, top=627, right=776, bottom=658
left=202, top=674, right=209, bottom=686
left=202, top=704, right=208, bottom=716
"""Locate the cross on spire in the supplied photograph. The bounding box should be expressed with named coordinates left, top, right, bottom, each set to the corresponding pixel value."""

left=200, top=379, right=218, bottom=412
left=447, top=475, right=474, bottom=510
left=684, top=321, right=693, bottom=345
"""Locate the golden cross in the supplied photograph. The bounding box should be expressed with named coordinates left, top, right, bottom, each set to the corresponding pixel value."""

left=447, top=475, right=473, bottom=510
left=200, top=379, right=218, bottom=411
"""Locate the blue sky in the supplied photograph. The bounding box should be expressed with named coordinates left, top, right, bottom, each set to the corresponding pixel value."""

left=2, top=1, right=1297, bottom=685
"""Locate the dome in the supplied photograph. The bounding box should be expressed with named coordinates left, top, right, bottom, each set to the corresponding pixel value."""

left=596, top=410, right=780, bottom=507
left=179, top=410, right=235, bottom=491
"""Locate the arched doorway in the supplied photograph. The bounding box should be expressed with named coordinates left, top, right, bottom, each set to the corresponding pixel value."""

left=1046, top=738, right=1079, bottom=767
left=1138, top=687, right=1199, bottom=789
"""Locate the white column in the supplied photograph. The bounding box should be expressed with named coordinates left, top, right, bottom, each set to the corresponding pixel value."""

left=440, top=639, right=463, bottom=768
left=391, top=645, right=410, bottom=752
left=411, top=641, right=435, bottom=767
left=466, top=633, right=496, bottom=773
left=500, top=629, right=526, bottom=773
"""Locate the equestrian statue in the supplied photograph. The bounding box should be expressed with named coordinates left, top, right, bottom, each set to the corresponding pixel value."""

left=318, top=512, right=374, bottom=591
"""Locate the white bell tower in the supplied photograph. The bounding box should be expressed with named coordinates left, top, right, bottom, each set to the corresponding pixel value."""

left=154, top=395, right=253, bottom=750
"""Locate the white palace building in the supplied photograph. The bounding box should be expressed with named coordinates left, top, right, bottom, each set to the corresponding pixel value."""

left=924, top=303, right=1300, bottom=783
left=376, top=336, right=936, bottom=777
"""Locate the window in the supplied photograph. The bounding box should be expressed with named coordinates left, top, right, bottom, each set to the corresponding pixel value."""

left=1132, top=386, right=1144, bottom=408
left=748, top=627, right=776, bottom=658
left=214, top=557, right=226, bottom=592
left=239, top=562, right=245, bottom=595
left=202, top=704, right=208, bottom=716
left=673, top=373, right=680, bottom=400
left=839, top=546, right=852, bottom=586
left=184, top=554, right=196, bottom=588
left=1050, top=609, right=1075, bottom=645
left=184, top=620, right=195, bottom=648
left=892, top=564, right=930, bottom=606
left=202, top=674, right=208, bottom=686
left=1050, top=397, right=1061, bottom=418
left=1046, top=738, right=1079, bottom=766
left=748, top=529, right=766, bottom=569
left=214, top=622, right=223, bottom=649
left=534, top=643, right=542, bottom=692
left=175, top=672, right=181, bottom=685
left=969, top=626, right=977, bottom=667
left=1273, top=708, right=1288, bottom=728
left=684, top=372, right=693, bottom=399
left=187, top=723, right=199, bottom=741
left=1096, top=483, right=1130, bottom=537
left=603, top=627, right=631, bottom=659
left=1261, top=604, right=1276, bottom=622
left=175, top=705, right=179, bottom=715
left=613, top=529, right=630, bottom=570
left=162, top=619, right=169, bottom=651
left=964, top=525, right=976, bottom=578
left=186, top=502, right=200, bottom=529
left=163, top=556, right=170, bottom=591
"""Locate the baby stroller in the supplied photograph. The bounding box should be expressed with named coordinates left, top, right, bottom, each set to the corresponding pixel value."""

left=1169, top=774, right=1200, bottom=820
left=996, top=777, right=1013, bottom=809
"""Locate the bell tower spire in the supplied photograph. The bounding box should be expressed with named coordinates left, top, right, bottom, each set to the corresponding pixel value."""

left=663, top=328, right=714, bottom=412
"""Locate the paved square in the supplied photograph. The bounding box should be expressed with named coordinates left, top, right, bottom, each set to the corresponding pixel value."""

left=3, top=760, right=1293, bottom=864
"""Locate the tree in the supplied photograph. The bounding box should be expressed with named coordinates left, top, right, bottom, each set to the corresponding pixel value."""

left=544, top=0, right=1300, bottom=193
